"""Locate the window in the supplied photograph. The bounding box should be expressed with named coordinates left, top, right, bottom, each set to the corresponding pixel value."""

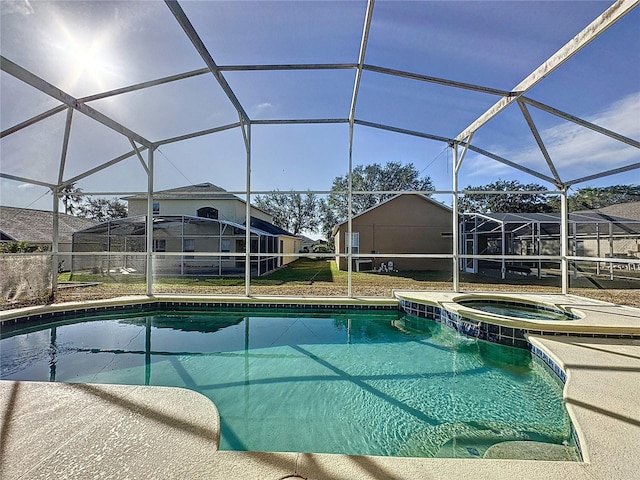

left=153, top=239, right=166, bottom=252
left=345, top=232, right=359, bottom=255
left=153, top=202, right=160, bottom=215
left=221, top=239, right=230, bottom=259
left=197, top=206, right=218, bottom=219
left=183, top=238, right=195, bottom=260
left=183, top=239, right=195, bottom=252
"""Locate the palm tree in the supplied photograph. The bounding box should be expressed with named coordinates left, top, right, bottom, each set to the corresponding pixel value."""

left=59, top=184, right=83, bottom=215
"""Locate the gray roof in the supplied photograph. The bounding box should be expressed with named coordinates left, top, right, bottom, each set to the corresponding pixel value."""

left=0, top=206, right=98, bottom=244
left=122, top=182, right=240, bottom=201
left=467, top=211, right=640, bottom=224
left=574, top=202, right=640, bottom=221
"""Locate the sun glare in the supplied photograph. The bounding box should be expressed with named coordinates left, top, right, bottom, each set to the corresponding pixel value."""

left=53, top=15, right=117, bottom=94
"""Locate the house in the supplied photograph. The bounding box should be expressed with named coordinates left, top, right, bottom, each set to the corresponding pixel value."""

left=459, top=211, right=640, bottom=277
left=333, top=194, right=453, bottom=272
left=71, top=183, right=300, bottom=277
left=574, top=201, right=640, bottom=221
left=0, top=206, right=98, bottom=270
left=123, top=182, right=274, bottom=224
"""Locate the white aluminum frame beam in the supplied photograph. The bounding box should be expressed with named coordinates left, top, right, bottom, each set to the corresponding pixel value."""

left=356, top=120, right=558, bottom=184
left=0, top=173, right=55, bottom=189
left=521, top=97, right=640, bottom=150
left=567, top=162, right=640, bottom=186
left=346, top=0, right=375, bottom=297
left=364, top=65, right=517, bottom=97
left=0, top=56, right=154, bottom=149
left=455, top=0, right=639, bottom=143
left=164, top=0, right=250, bottom=125
left=517, top=100, right=563, bottom=186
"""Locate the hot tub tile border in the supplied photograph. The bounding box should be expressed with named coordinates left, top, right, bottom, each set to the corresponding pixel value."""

left=397, top=299, right=638, bottom=349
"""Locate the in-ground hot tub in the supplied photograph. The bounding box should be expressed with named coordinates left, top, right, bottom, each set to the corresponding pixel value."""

left=456, top=298, right=581, bottom=321
left=396, top=293, right=589, bottom=350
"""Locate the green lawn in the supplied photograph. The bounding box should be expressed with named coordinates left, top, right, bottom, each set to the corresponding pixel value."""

left=52, top=257, right=639, bottom=309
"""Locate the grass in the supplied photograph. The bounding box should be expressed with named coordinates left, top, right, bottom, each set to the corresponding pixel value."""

left=44, top=257, right=640, bottom=309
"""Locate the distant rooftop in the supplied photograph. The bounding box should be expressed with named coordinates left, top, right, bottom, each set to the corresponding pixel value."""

left=122, top=183, right=240, bottom=201
left=575, top=202, right=640, bottom=221
left=0, top=206, right=98, bottom=244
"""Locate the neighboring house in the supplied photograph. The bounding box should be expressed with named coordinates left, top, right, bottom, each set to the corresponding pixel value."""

left=333, top=194, right=453, bottom=272
left=574, top=201, right=640, bottom=220
left=0, top=206, right=98, bottom=270
left=72, top=183, right=300, bottom=277
left=124, top=182, right=273, bottom=223
left=459, top=211, right=640, bottom=276
left=299, top=235, right=326, bottom=252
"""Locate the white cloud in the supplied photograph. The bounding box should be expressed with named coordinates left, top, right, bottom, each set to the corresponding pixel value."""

left=254, top=102, right=274, bottom=114
left=0, top=0, right=34, bottom=16
left=520, top=92, right=640, bottom=171
left=465, top=93, right=640, bottom=183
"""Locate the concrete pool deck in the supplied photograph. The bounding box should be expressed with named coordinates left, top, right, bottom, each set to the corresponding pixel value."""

left=1, top=294, right=639, bottom=479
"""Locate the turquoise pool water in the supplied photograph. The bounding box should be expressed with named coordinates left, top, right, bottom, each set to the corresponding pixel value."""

left=0, top=309, right=574, bottom=458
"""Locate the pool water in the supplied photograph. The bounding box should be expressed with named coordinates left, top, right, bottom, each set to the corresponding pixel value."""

left=0, top=309, right=575, bottom=458
left=458, top=301, right=577, bottom=321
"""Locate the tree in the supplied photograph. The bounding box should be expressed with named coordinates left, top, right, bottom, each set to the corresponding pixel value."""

left=59, top=184, right=83, bottom=215
left=253, top=191, right=320, bottom=235
left=321, top=162, right=434, bottom=238
left=567, top=185, right=640, bottom=211
left=458, top=179, right=555, bottom=213
left=77, top=197, right=128, bottom=221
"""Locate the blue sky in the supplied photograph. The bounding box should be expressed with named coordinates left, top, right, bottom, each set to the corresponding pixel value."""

left=1, top=0, right=638, bottom=214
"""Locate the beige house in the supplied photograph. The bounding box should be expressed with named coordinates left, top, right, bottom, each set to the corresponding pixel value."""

left=72, top=183, right=300, bottom=277
left=333, top=194, right=453, bottom=272
left=124, top=182, right=273, bottom=223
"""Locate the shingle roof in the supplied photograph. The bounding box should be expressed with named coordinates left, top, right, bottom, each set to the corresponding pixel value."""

left=574, top=202, right=640, bottom=221
left=247, top=217, right=297, bottom=237
left=475, top=211, right=640, bottom=224
left=0, top=206, right=98, bottom=244
left=122, top=182, right=239, bottom=201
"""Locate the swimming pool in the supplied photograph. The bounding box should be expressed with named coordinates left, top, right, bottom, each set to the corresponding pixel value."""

left=0, top=308, right=576, bottom=459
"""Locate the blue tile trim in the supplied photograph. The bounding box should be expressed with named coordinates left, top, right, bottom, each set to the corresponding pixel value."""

left=530, top=345, right=567, bottom=384
left=397, top=299, right=639, bottom=350
left=3, top=301, right=398, bottom=326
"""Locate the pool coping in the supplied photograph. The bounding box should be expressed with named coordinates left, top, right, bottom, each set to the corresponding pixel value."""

left=394, top=290, right=640, bottom=338
left=0, top=294, right=399, bottom=326
left=1, top=293, right=639, bottom=479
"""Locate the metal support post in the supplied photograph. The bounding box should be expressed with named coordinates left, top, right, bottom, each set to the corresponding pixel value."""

left=452, top=144, right=460, bottom=291
left=560, top=188, right=568, bottom=294
left=145, top=148, right=154, bottom=296
left=52, top=187, right=59, bottom=294
left=244, top=123, right=252, bottom=297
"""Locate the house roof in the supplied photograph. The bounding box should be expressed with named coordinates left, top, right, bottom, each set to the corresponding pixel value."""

left=74, top=215, right=288, bottom=238
left=465, top=211, right=640, bottom=224
left=574, top=202, right=640, bottom=221
left=461, top=211, right=640, bottom=236
left=122, top=182, right=240, bottom=201
left=333, top=193, right=452, bottom=233
left=247, top=217, right=297, bottom=238
left=0, top=206, right=98, bottom=244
